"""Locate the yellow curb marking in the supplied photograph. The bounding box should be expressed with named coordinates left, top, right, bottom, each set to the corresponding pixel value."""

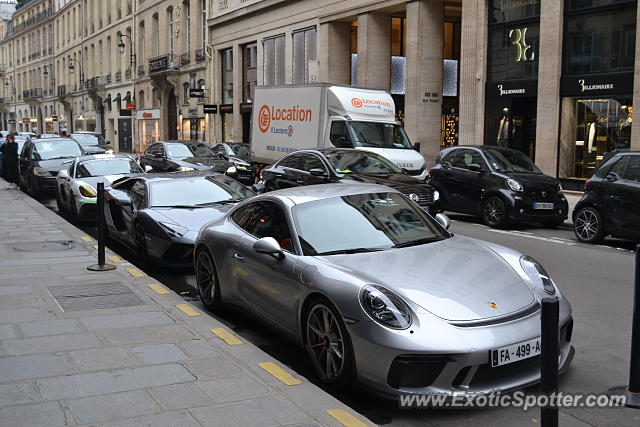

left=80, top=236, right=94, bottom=242
left=92, top=245, right=99, bottom=250
left=326, top=409, right=369, bottom=427
left=176, top=304, right=201, bottom=316
left=108, top=255, right=125, bottom=263
left=258, top=362, right=302, bottom=386
left=210, top=328, right=243, bottom=345
left=147, top=284, right=171, bottom=295
left=127, top=268, right=145, bottom=277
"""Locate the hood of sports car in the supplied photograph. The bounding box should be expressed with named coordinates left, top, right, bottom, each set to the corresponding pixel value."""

left=76, top=175, right=127, bottom=188
left=149, top=205, right=234, bottom=231
left=319, top=235, right=535, bottom=322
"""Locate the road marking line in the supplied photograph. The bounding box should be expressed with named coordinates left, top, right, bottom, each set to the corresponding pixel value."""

left=108, top=255, right=125, bottom=263
left=326, top=409, right=369, bottom=427
left=127, top=268, right=145, bottom=277
left=80, top=236, right=94, bottom=242
left=176, top=303, right=201, bottom=316
left=486, top=229, right=576, bottom=246
left=210, top=327, right=243, bottom=345
left=258, top=361, right=302, bottom=386
left=147, top=284, right=170, bottom=295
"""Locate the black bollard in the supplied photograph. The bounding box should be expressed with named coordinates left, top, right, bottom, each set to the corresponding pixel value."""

left=87, top=182, right=116, bottom=272
left=608, top=244, right=640, bottom=408
left=541, top=297, right=559, bottom=427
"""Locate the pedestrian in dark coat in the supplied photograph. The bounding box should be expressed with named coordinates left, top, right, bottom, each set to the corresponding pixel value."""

left=1, top=135, right=19, bottom=184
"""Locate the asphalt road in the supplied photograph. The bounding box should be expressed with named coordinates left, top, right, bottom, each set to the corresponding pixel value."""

left=40, top=197, right=639, bottom=426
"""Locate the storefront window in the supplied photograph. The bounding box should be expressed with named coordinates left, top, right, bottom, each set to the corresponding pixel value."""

left=182, top=118, right=206, bottom=141
left=559, top=97, right=632, bottom=178
left=567, top=0, right=635, bottom=11
left=488, top=24, right=539, bottom=81
left=221, top=48, right=233, bottom=104
left=138, top=119, right=159, bottom=153
left=489, top=0, right=540, bottom=24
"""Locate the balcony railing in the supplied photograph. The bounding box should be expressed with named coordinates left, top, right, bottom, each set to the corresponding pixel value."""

left=137, top=65, right=145, bottom=76
left=125, top=68, right=132, bottom=79
left=0, top=64, right=5, bottom=73
left=115, top=71, right=122, bottom=82
left=85, top=76, right=105, bottom=91
left=57, top=85, right=66, bottom=96
left=149, top=54, right=177, bottom=74
left=23, top=88, right=43, bottom=100
left=181, top=52, right=190, bottom=65
left=195, top=48, right=205, bottom=62
left=12, top=7, right=54, bottom=35
left=105, top=73, right=112, bottom=84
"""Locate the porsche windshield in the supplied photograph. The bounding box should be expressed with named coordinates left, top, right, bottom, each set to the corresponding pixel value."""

left=349, top=122, right=413, bottom=149
left=149, top=175, right=254, bottom=207
left=76, top=158, right=142, bottom=178
left=292, top=192, right=449, bottom=256
left=166, top=143, right=215, bottom=158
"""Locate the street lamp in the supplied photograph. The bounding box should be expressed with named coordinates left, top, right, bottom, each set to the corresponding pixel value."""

left=4, top=78, right=16, bottom=132
left=118, top=34, right=136, bottom=68
left=68, top=58, right=84, bottom=87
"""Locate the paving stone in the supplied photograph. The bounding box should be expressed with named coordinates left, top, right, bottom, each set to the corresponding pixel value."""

left=102, top=410, right=201, bottom=427
left=0, top=295, right=40, bottom=309
left=3, top=332, right=102, bottom=356
left=144, top=324, right=196, bottom=341
left=190, top=401, right=279, bottom=427
left=254, top=395, right=313, bottom=425
left=67, top=390, right=159, bottom=423
left=0, top=324, right=17, bottom=339
left=199, top=375, right=272, bottom=403
left=37, top=364, right=196, bottom=400
left=68, top=347, right=140, bottom=371
left=177, top=339, right=220, bottom=359
left=148, top=383, right=211, bottom=410
left=0, top=354, right=73, bottom=382
left=0, top=382, right=40, bottom=407
left=19, top=318, right=85, bottom=337
left=80, top=312, right=174, bottom=331
left=0, top=401, right=66, bottom=427
left=0, top=285, right=31, bottom=296
left=0, top=308, right=46, bottom=324
left=0, top=256, right=96, bottom=266
left=130, top=343, right=188, bottom=364
left=186, top=355, right=245, bottom=380
left=101, top=327, right=156, bottom=345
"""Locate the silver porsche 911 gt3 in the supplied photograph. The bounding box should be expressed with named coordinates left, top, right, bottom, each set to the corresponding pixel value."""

left=194, top=183, right=574, bottom=398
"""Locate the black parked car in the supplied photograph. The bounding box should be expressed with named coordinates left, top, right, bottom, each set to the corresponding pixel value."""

left=18, top=138, right=86, bottom=197
left=103, top=171, right=255, bottom=268
left=573, top=151, right=640, bottom=244
left=261, top=148, right=440, bottom=212
left=139, top=141, right=253, bottom=184
left=70, top=132, right=112, bottom=154
left=210, top=142, right=255, bottom=184
left=429, top=145, right=568, bottom=227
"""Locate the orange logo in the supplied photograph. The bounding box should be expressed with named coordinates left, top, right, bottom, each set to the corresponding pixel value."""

left=258, top=105, right=271, bottom=133
left=351, top=98, right=363, bottom=108
left=487, top=302, right=498, bottom=309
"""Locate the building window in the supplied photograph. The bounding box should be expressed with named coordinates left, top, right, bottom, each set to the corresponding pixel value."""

left=198, top=79, right=205, bottom=104
left=243, top=43, right=257, bottom=102
left=184, top=1, right=191, bottom=53
left=201, top=0, right=207, bottom=50
left=263, top=35, right=285, bottom=85
left=183, top=82, right=190, bottom=104
left=292, top=27, right=317, bottom=84
left=167, top=8, right=174, bottom=56
left=221, top=48, right=233, bottom=104
left=152, top=14, right=160, bottom=56
left=139, top=90, right=145, bottom=109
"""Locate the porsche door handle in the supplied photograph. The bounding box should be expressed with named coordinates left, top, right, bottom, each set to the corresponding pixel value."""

left=233, top=253, right=245, bottom=261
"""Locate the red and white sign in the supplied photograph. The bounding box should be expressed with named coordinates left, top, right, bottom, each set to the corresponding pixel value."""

left=125, top=104, right=135, bottom=111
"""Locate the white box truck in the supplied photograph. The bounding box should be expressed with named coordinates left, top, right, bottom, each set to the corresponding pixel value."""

left=250, top=84, right=428, bottom=180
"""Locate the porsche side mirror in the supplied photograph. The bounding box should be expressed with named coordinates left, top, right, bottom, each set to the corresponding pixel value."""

left=251, top=183, right=266, bottom=193
left=253, top=237, right=284, bottom=259
left=435, top=213, right=451, bottom=230
left=144, top=165, right=153, bottom=173
left=309, top=168, right=328, bottom=177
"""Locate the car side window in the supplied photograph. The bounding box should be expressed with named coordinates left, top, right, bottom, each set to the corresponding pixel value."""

left=278, top=154, right=305, bottom=171
left=609, top=156, right=628, bottom=178
left=441, top=150, right=457, bottom=166
left=301, top=154, right=326, bottom=173
left=622, top=156, right=640, bottom=182
left=451, top=149, right=484, bottom=170
left=232, top=202, right=295, bottom=253
left=330, top=121, right=353, bottom=148
left=145, top=144, right=157, bottom=156
left=129, top=181, right=146, bottom=210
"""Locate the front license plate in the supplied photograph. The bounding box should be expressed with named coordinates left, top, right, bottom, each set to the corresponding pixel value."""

left=533, top=202, right=554, bottom=210
left=491, top=337, right=541, bottom=367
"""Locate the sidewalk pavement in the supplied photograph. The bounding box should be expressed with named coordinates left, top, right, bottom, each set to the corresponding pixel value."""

left=0, top=178, right=373, bottom=427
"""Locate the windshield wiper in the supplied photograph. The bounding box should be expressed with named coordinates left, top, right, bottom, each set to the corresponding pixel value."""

left=393, top=237, right=443, bottom=248
left=198, top=199, right=244, bottom=206
left=316, top=247, right=388, bottom=255
left=152, top=205, right=204, bottom=209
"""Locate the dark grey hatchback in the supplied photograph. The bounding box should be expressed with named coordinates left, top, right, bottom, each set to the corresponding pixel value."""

left=429, top=146, right=568, bottom=228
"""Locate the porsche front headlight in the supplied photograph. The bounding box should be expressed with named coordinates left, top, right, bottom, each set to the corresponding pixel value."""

left=226, top=166, right=237, bottom=174
left=33, top=167, right=50, bottom=177
left=234, top=162, right=248, bottom=170
left=360, top=284, right=412, bottom=329
left=520, top=255, right=556, bottom=295
left=79, top=184, right=97, bottom=198
left=159, top=222, right=188, bottom=237
left=179, top=166, right=195, bottom=172
left=433, top=190, right=440, bottom=202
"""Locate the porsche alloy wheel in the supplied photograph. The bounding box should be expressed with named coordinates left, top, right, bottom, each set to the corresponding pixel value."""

left=195, top=248, right=221, bottom=311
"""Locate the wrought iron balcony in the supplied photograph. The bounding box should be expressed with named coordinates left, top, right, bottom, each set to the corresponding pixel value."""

left=149, top=54, right=177, bottom=74
left=181, top=52, right=190, bottom=65
left=23, top=88, right=43, bottom=100
left=105, top=74, right=112, bottom=84
left=115, top=71, right=122, bottom=82
left=85, top=76, right=105, bottom=91
left=125, top=68, right=132, bottom=79
left=57, top=85, right=66, bottom=96
left=137, top=65, right=145, bottom=77
left=195, top=48, right=205, bottom=62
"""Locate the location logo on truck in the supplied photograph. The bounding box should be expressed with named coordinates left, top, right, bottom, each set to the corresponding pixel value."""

left=351, top=98, right=363, bottom=108
left=257, top=104, right=313, bottom=135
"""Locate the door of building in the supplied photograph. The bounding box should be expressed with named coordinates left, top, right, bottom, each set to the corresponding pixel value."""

left=118, top=118, right=132, bottom=153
